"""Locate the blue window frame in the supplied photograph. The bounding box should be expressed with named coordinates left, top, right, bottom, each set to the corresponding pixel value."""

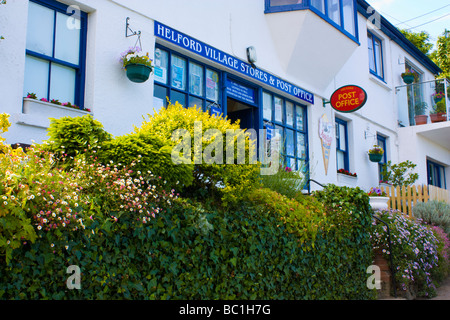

left=153, top=45, right=222, bottom=113
left=335, top=118, right=349, bottom=171
left=265, top=0, right=358, bottom=41
left=262, top=91, right=308, bottom=172
left=427, top=160, right=447, bottom=189
left=368, top=31, right=384, bottom=80
left=24, top=0, right=87, bottom=108
left=377, top=134, right=387, bottom=182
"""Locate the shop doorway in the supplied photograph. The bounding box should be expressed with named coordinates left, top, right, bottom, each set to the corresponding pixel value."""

left=226, top=98, right=258, bottom=131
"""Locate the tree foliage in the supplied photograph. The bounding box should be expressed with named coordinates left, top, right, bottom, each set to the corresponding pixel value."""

left=400, top=29, right=434, bottom=56
left=431, top=29, right=450, bottom=79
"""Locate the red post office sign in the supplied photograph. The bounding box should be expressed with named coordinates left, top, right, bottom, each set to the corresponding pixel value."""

left=329, top=85, right=367, bottom=113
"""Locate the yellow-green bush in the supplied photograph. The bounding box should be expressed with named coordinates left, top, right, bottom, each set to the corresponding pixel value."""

left=42, top=114, right=112, bottom=164
left=137, top=102, right=261, bottom=205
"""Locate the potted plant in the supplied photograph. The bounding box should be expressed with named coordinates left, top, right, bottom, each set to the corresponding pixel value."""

left=120, top=47, right=153, bottom=83
left=401, top=69, right=418, bottom=84
left=432, top=91, right=445, bottom=104
left=368, top=145, right=384, bottom=163
left=368, top=187, right=390, bottom=211
left=430, top=99, right=447, bottom=123
left=414, top=102, right=428, bottom=125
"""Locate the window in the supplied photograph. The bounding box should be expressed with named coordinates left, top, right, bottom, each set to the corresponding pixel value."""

left=267, top=0, right=308, bottom=11
left=266, top=0, right=358, bottom=40
left=368, top=31, right=384, bottom=80
left=377, top=135, right=387, bottom=182
left=428, top=160, right=447, bottom=189
left=23, top=0, right=87, bottom=107
left=405, top=61, right=424, bottom=119
left=154, top=46, right=221, bottom=112
left=335, top=118, right=348, bottom=171
left=263, top=92, right=308, bottom=172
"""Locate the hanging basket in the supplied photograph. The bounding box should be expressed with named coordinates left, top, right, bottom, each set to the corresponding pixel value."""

left=369, top=153, right=383, bottom=163
left=125, top=64, right=152, bottom=83
left=402, top=74, right=415, bottom=84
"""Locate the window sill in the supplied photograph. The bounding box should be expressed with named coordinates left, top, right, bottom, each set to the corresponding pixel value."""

left=337, top=173, right=358, bottom=187
left=20, top=98, right=91, bottom=128
left=23, top=98, right=91, bottom=116
left=369, top=74, right=392, bottom=91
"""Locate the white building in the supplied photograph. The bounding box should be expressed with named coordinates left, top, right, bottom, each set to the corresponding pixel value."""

left=1, top=0, right=449, bottom=192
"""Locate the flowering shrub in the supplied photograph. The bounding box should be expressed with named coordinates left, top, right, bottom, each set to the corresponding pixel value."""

left=431, top=225, right=450, bottom=282
left=120, top=46, right=153, bottom=69
left=71, top=155, right=178, bottom=225
left=432, top=92, right=445, bottom=100
left=0, top=113, right=176, bottom=265
left=371, top=209, right=446, bottom=298
left=368, top=187, right=387, bottom=197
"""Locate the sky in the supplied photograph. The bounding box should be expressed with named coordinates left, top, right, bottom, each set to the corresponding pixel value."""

left=368, top=0, right=450, bottom=49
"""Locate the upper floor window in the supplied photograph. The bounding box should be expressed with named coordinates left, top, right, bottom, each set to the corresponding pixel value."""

left=368, top=31, right=384, bottom=80
left=265, top=0, right=358, bottom=40
left=267, top=0, right=308, bottom=10
left=23, top=0, right=87, bottom=107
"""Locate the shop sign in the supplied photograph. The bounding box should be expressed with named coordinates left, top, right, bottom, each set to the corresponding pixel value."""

left=329, top=85, right=367, bottom=113
left=210, top=105, right=222, bottom=117
left=155, top=21, right=314, bottom=105
left=226, top=79, right=256, bottom=105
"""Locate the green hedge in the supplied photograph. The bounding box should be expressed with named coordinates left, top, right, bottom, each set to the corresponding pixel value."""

left=0, top=186, right=377, bottom=300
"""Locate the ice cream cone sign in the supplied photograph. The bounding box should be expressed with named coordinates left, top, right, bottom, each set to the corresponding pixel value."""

left=319, top=114, right=333, bottom=175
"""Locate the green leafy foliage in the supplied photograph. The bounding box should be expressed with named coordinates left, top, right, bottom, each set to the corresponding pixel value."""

left=137, top=102, right=261, bottom=205
left=99, top=132, right=194, bottom=189
left=0, top=188, right=378, bottom=300
left=42, top=114, right=112, bottom=165
left=259, top=162, right=308, bottom=199
left=380, top=160, right=419, bottom=187
left=413, top=200, right=450, bottom=236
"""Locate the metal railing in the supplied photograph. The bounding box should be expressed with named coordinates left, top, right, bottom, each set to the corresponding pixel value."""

left=396, top=78, right=449, bottom=127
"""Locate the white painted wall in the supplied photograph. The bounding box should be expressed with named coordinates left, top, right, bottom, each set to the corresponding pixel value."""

left=0, top=0, right=447, bottom=191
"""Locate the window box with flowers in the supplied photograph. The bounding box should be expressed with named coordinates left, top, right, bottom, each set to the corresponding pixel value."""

left=21, top=93, right=91, bottom=128
left=120, top=47, right=153, bottom=83
left=368, top=145, right=384, bottom=163
left=368, top=187, right=390, bottom=211
left=337, top=169, right=358, bottom=187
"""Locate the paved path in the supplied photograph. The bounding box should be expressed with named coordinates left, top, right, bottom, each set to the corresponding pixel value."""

left=431, top=277, right=450, bottom=300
